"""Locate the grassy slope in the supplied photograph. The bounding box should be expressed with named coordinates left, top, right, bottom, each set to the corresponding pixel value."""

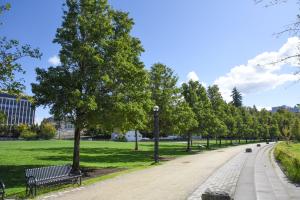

left=274, top=142, right=300, bottom=183
left=0, top=139, right=250, bottom=197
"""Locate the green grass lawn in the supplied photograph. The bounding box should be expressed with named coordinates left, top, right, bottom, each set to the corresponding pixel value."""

left=0, top=139, right=252, bottom=197
left=274, top=142, right=300, bottom=183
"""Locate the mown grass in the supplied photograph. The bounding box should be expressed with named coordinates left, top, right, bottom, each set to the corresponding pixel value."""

left=274, top=142, right=300, bottom=183
left=0, top=139, right=252, bottom=198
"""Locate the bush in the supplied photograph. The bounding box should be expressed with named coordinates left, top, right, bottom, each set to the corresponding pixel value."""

left=18, top=124, right=29, bottom=133
left=10, top=125, right=21, bottom=138
left=39, top=122, right=56, bottom=139
left=20, top=130, right=37, bottom=140
left=0, top=125, right=9, bottom=137
left=0, top=125, right=23, bottom=138
left=274, top=143, right=300, bottom=182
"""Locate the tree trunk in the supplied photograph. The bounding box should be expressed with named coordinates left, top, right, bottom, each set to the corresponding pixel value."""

left=219, top=137, right=221, bottom=147
left=206, top=136, right=209, bottom=149
left=134, top=130, right=138, bottom=151
left=186, top=132, right=191, bottom=152
left=72, top=126, right=81, bottom=173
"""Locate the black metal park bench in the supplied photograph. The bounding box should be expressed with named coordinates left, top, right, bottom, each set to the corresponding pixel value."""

left=25, top=165, right=82, bottom=196
left=0, top=180, right=4, bottom=200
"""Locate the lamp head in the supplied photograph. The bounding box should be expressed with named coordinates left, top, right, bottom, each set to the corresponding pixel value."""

left=153, top=105, right=159, bottom=112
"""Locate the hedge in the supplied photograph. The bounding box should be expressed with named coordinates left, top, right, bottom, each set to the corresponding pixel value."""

left=274, top=143, right=300, bottom=182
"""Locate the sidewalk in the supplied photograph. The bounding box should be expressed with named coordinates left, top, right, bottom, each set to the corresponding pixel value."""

left=38, top=144, right=250, bottom=200
left=188, top=143, right=300, bottom=200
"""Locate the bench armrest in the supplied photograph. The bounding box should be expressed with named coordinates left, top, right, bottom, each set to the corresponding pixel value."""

left=26, top=176, right=37, bottom=185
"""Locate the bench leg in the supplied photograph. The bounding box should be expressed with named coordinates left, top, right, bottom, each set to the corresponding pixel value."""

left=26, top=185, right=37, bottom=197
left=27, top=185, right=34, bottom=197
left=77, top=177, right=81, bottom=185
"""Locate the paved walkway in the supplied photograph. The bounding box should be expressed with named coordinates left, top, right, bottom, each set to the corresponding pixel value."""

left=189, top=143, right=300, bottom=200
left=38, top=144, right=250, bottom=200
left=235, top=143, right=300, bottom=200
left=188, top=147, right=249, bottom=200
left=38, top=142, right=300, bottom=200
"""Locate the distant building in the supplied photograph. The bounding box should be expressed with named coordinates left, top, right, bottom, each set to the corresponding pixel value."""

left=43, top=117, right=75, bottom=139
left=271, top=105, right=300, bottom=113
left=0, top=93, right=35, bottom=125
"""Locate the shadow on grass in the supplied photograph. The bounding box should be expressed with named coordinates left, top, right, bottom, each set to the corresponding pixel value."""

left=26, top=145, right=195, bottom=165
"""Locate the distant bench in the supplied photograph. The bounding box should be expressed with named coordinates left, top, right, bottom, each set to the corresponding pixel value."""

left=0, top=180, right=4, bottom=200
left=25, top=165, right=82, bottom=196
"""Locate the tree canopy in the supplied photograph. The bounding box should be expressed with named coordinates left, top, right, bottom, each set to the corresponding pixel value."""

left=0, top=3, right=41, bottom=95
left=32, top=0, right=150, bottom=171
left=231, top=87, right=243, bottom=107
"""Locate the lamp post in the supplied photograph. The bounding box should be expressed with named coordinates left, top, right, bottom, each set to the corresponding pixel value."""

left=153, top=105, right=159, bottom=163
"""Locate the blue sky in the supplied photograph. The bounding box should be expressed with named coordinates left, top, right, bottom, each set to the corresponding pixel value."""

left=1, top=0, right=300, bottom=123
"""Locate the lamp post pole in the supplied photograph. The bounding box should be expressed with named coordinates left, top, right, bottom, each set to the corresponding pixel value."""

left=153, top=106, right=159, bottom=163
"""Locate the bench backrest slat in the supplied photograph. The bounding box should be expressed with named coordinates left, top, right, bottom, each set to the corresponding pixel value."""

left=25, top=165, right=72, bottom=181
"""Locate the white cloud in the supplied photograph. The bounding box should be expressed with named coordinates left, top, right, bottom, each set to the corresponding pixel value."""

left=185, top=71, right=207, bottom=87
left=214, top=37, right=300, bottom=102
left=48, top=55, right=61, bottom=66
left=187, top=71, right=199, bottom=81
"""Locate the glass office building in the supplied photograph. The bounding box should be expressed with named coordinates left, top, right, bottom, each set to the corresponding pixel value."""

left=0, top=93, right=35, bottom=125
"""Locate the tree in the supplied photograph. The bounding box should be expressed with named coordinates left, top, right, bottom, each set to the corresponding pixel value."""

left=32, top=0, right=147, bottom=172
left=0, top=3, right=41, bottom=95
left=233, top=108, right=244, bottom=143
left=224, top=104, right=238, bottom=144
left=258, top=109, right=271, bottom=141
left=207, top=85, right=226, bottom=115
left=274, top=109, right=294, bottom=144
left=196, top=83, right=213, bottom=148
left=182, top=81, right=213, bottom=148
left=269, top=117, right=280, bottom=141
left=291, top=118, right=300, bottom=142
left=171, top=101, right=198, bottom=151
left=243, top=111, right=255, bottom=143
left=231, top=87, right=242, bottom=107
left=181, top=80, right=201, bottom=151
left=207, top=85, right=227, bottom=145
left=105, top=69, right=151, bottom=151
left=149, top=63, right=179, bottom=136
left=282, top=126, right=292, bottom=144
left=207, top=116, right=227, bottom=146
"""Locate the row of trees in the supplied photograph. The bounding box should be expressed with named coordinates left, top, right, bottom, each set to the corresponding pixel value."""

left=2, top=0, right=300, bottom=173
left=26, top=0, right=300, bottom=172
